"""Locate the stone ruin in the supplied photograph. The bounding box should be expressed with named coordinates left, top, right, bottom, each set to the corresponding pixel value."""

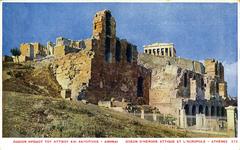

left=14, top=9, right=237, bottom=132
left=49, top=10, right=151, bottom=106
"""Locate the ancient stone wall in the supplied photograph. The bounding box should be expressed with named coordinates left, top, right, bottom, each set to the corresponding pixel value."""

left=218, top=62, right=224, bottom=82
left=182, top=99, right=225, bottom=116
left=138, top=53, right=204, bottom=74
left=54, top=45, right=81, bottom=57
left=32, top=42, right=47, bottom=58
left=204, top=59, right=224, bottom=80
left=92, top=10, right=117, bottom=64
left=50, top=10, right=143, bottom=105
left=204, top=59, right=227, bottom=100
left=87, top=40, right=140, bottom=104
left=53, top=37, right=94, bottom=57
left=219, top=82, right=227, bottom=99
left=81, top=39, right=93, bottom=51
left=52, top=50, right=94, bottom=100
left=204, top=76, right=221, bottom=100
left=20, top=43, right=34, bottom=60
left=138, top=53, right=205, bottom=106
left=12, top=55, right=30, bottom=63
left=54, top=45, right=66, bottom=57
left=47, top=41, right=55, bottom=55
left=137, top=66, right=151, bottom=105
left=85, top=10, right=142, bottom=104
left=56, top=37, right=72, bottom=46
left=138, top=52, right=228, bottom=119
left=20, top=42, right=47, bottom=60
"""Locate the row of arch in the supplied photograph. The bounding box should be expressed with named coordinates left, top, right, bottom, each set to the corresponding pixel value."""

left=184, top=104, right=226, bottom=117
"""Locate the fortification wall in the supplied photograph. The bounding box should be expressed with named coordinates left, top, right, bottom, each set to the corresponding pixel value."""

left=138, top=53, right=205, bottom=74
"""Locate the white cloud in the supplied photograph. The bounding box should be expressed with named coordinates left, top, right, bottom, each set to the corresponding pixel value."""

left=198, top=60, right=204, bottom=63
left=222, top=61, right=238, bottom=97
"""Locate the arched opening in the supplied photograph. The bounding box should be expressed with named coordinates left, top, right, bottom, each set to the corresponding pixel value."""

left=184, top=73, right=188, bottom=87
left=115, top=40, right=121, bottom=62
left=199, top=105, right=203, bottom=114
left=201, top=78, right=204, bottom=87
left=104, top=12, right=112, bottom=63
left=184, top=104, right=189, bottom=115
left=205, top=106, right=209, bottom=116
left=191, top=105, right=196, bottom=126
left=193, top=75, right=196, bottom=80
left=105, top=11, right=111, bottom=36
left=192, top=105, right=196, bottom=116
left=216, top=82, right=219, bottom=93
left=221, top=107, right=226, bottom=117
left=126, top=44, right=132, bottom=63
left=211, top=106, right=215, bottom=116
left=217, top=106, right=220, bottom=116
left=137, top=77, right=144, bottom=97
left=104, top=37, right=111, bottom=63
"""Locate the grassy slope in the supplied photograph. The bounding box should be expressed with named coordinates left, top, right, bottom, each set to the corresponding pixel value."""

left=3, top=91, right=189, bottom=138
left=3, top=62, right=61, bottom=97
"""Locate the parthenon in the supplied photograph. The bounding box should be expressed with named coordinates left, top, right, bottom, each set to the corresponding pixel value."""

left=143, top=43, right=176, bottom=57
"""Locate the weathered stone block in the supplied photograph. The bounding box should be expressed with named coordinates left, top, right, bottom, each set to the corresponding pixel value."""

left=98, top=101, right=112, bottom=108
left=12, top=55, right=30, bottom=63
left=219, top=82, right=227, bottom=99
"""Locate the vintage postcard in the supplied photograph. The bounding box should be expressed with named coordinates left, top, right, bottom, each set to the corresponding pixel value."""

left=1, top=1, right=239, bottom=150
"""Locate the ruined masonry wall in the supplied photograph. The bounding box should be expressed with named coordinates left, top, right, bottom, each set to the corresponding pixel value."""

left=52, top=50, right=94, bottom=100
left=85, top=10, right=143, bottom=104
left=138, top=53, right=205, bottom=108
left=138, top=53, right=204, bottom=74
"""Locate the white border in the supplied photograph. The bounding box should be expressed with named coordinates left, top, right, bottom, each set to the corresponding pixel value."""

left=0, top=1, right=239, bottom=150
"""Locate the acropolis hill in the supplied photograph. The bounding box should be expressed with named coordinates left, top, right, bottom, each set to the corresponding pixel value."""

left=3, top=9, right=237, bottom=135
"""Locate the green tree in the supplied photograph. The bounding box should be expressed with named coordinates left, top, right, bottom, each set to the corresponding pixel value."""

left=10, top=48, right=21, bottom=63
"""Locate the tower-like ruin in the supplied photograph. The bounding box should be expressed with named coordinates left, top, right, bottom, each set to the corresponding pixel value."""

left=87, top=10, right=149, bottom=104
left=204, top=59, right=227, bottom=99
left=93, top=10, right=116, bottom=63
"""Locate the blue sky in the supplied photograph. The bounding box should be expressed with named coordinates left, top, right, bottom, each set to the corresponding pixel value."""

left=2, top=3, right=238, bottom=96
